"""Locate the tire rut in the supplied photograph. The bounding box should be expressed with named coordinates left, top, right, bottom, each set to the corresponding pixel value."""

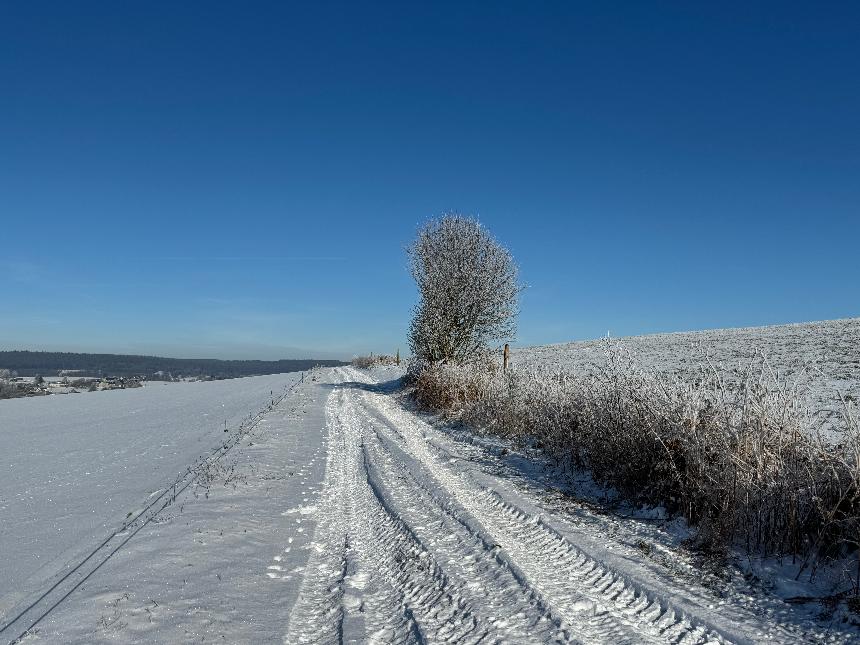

left=359, top=407, right=562, bottom=642
left=288, top=377, right=494, bottom=643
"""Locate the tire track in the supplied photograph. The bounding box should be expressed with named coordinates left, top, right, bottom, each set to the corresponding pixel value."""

left=361, top=430, right=556, bottom=642
left=358, top=404, right=565, bottom=642
left=287, top=375, right=485, bottom=644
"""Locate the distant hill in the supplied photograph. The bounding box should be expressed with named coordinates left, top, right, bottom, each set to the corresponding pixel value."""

left=0, top=350, right=347, bottom=379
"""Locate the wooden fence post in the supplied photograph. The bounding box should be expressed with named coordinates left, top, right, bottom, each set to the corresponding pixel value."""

left=503, top=343, right=509, bottom=373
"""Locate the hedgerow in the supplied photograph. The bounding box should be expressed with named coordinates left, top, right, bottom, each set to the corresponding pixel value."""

left=411, top=342, right=860, bottom=588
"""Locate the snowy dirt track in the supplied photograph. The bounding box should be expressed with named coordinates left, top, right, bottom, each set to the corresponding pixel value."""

left=4, top=367, right=851, bottom=643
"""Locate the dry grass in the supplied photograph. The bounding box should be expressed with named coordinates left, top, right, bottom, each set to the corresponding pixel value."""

left=352, top=354, right=399, bottom=369
left=411, top=342, right=860, bottom=587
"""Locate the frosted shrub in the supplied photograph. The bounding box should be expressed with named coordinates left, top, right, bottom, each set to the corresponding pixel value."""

left=408, top=215, right=521, bottom=364
left=352, top=354, right=399, bottom=369
left=412, top=341, right=860, bottom=577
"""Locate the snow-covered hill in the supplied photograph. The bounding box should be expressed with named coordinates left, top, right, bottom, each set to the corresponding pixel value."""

left=515, top=318, right=860, bottom=425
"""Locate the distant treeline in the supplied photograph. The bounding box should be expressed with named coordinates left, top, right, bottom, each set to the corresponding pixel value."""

left=0, top=351, right=347, bottom=379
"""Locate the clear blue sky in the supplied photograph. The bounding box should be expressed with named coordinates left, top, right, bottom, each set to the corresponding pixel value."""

left=2, top=2, right=858, bottom=359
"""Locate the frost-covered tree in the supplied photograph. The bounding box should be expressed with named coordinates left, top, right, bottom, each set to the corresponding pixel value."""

left=408, top=214, right=521, bottom=363
left=0, top=369, right=15, bottom=398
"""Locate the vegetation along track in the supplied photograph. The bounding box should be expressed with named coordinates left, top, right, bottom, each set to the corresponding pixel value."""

left=286, top=366, right=743, bottom=644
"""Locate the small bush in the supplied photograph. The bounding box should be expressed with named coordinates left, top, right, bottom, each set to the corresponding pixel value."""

left=352, top=354, right=399, bottom=369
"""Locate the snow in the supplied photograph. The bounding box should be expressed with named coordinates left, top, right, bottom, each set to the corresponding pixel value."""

left=514, top=318, right=860, bottom=432
left=0, top=372, right=302, bottom=639
left=2, top=364, right=857, bottom=643
left=286, top=366, right=857, bottom=643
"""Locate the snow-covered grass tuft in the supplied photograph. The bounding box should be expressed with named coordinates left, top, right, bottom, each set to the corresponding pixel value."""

left=412, top=341, right=860, bottom=591
left=352, top=354, right=399, bottom=369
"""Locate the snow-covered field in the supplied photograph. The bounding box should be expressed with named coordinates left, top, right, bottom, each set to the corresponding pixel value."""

left=0, top=373, right=301, bottom=640
left=2, top=364, right=857, bottom=643
left=515, top=318, right=860, bottom=425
